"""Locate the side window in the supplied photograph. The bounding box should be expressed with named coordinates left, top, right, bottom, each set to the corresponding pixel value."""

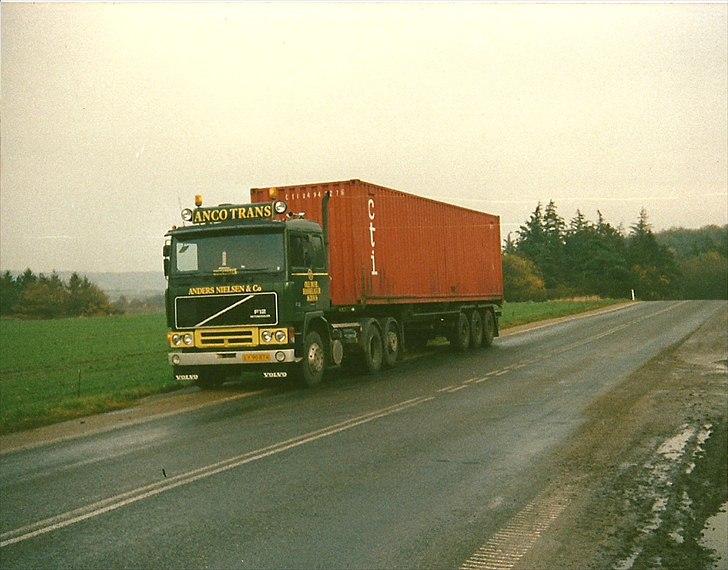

left=288, top=233, right=325, bottom=269
left=288, top=234, right=308, bottom=269
left=309, top=235, right=325, bottom=269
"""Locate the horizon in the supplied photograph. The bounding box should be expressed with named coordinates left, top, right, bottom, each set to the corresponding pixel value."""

left=2, top=3, right=726, bottom=273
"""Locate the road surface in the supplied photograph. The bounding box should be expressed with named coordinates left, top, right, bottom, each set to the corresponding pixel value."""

left=1, top=301, right=726, bottom=569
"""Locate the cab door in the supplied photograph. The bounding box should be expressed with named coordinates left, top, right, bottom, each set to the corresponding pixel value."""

left=288, top=231, right=330, bottom=313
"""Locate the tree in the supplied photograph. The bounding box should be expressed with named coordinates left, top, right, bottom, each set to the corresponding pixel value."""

left=627, top=208, right=679, bottom=299
left=679, top=252, right=728, bottom=299
left=539, top=200, right=566, bottom=288
left=503, top=253, right=546, bottom=301
left=516, top=203, right=547, bottom=261
left=0, top=271, right=20, bottom=315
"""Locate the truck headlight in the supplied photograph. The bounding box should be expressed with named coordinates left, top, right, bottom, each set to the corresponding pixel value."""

left=261, top=330, right=273, bottom=343
left=274, top=330, right=287, bottom=343
left=172, top=334, right=181, bottom=346
left=183, top=333, right=193, bottom=346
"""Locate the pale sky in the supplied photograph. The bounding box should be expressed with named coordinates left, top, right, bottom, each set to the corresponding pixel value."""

left=1, top=2, right=726, bottom=273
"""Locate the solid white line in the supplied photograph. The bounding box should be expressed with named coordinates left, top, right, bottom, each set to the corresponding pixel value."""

left=445, top=385, right=469, bottom=393
left=194, top=294, right=254, bottom=327
left=1, top=396, right=434, bottom=548
left=438, top=385, right=458, bottom=392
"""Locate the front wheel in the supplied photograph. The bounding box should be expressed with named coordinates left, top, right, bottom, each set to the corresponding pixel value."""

left=300, top=331, right=326, bottom=387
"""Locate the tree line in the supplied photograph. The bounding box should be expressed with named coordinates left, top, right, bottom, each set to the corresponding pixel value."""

left=504, top=202, right=728, bottom=301
left=0, top=269, right=118, bottom=318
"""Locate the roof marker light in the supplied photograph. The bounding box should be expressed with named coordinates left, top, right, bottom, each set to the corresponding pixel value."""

left=273, top=200, right=288, bottom=215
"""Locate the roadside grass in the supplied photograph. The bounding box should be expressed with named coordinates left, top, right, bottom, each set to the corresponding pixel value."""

left=0, top=298, right=626, bottom=435
left=499, top=298, right=624, bottom=329
left=0, top=314, right=173, bottom=434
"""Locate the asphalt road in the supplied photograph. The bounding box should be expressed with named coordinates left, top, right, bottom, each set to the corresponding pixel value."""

left=0, top=301, right=724, bottom=569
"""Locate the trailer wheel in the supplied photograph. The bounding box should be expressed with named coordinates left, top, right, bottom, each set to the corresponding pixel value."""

left=450, top=311, right=471, bottom=351
left=300, top=330, right=326, bottom=387
left=483, top=309, right=496, bottom=347
left=362, top=323, right=384, bottom=374
left=470, top=310, right=484, bottom=348
left=382, top=318, right=401, bottom=368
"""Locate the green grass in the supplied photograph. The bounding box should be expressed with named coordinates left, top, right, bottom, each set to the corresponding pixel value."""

left=0, top=313, right=175, bottom=434
left=0, top=298, right=626, bottom=435
left=499, top=298, right=624, bottom=329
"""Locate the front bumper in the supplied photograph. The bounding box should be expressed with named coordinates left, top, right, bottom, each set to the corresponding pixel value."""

left=169, top=348, right=299, bottom=366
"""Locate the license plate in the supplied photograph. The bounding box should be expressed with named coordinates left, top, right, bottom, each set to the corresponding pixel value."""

left=243, top=353, right=271, bottom=363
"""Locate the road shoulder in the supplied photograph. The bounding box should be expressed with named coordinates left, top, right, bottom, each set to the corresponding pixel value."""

left=517, top=304, right=728, bottom=569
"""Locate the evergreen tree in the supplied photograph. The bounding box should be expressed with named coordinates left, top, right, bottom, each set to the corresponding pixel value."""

left=0, top=271, right=20, bottom=315
left=627, top=208, right=679, bottom=299
left=540, top=200, right=566, bottom=288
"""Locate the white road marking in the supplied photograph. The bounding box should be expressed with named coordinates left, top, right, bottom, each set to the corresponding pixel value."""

left=460, top=488, right=572, bottom=569
left=2, top=301, right=686, bottom=550
left=0, top=396, right=434, bottom=548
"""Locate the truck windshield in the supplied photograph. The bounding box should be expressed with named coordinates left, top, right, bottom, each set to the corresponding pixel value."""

left=172, top=232, right=284, bottom=276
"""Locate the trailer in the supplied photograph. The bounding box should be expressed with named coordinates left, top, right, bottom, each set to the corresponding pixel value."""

left=164, top=180, right=503, bottom=387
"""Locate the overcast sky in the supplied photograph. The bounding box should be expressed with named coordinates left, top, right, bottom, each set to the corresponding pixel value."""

left=1, top=2, right=726, bottom=273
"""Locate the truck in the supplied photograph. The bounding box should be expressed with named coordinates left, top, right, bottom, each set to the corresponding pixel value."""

left=163, top=179, right=503, bottom=388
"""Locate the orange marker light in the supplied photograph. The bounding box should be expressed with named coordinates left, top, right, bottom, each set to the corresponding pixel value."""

left=195, top=194, right=203, bottom=207
left=268, top=188, right=278, bottom=199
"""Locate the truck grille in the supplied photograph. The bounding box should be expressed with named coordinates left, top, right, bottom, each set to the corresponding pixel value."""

left=195, top=328, right=258, bottom=348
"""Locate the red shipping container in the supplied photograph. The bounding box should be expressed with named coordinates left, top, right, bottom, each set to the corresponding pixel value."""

left=251, top=180, right=503, bottom=308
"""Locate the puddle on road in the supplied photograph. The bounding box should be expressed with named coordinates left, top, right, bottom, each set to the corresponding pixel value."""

left=701, top=501, right=728, bottom=570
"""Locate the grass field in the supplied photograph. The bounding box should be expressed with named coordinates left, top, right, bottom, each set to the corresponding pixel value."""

left=0, top=298, right=624, bottom=435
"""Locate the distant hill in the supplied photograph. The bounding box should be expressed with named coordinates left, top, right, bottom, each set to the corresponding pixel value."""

left=5, top=270, right=166, bottom=300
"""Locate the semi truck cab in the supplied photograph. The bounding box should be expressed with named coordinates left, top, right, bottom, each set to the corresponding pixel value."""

left=164, top=199, right=332, bottom=388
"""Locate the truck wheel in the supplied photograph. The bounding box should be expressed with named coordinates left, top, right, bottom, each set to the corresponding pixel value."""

left=300, top=331, right=326, bottom=387
left=363, top=324, right=384, bottom=374
left=382, top=318, right=401, bottom=368
left=483, top=309, right=496, bottom=347
left=450, top=311, right=471, bottom=351
left=470, top=310, right=484, bottom=348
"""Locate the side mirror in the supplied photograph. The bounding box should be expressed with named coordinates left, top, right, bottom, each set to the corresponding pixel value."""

left=163, top=244, right=171, bottom=258
left=163, top=258, right=170, bottom=277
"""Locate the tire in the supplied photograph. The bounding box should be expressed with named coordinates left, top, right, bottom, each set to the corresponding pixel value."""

left=483, top=309, right=496, bottom=347
left=470, top=310, right=484, bottom=348
left=450, top=311, right=471, bottom=351
left=300, top=330, right=326, bottom=387
left=362, top=323, right=384, bottom=374
left=381, top=318, right=401, bottom=368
